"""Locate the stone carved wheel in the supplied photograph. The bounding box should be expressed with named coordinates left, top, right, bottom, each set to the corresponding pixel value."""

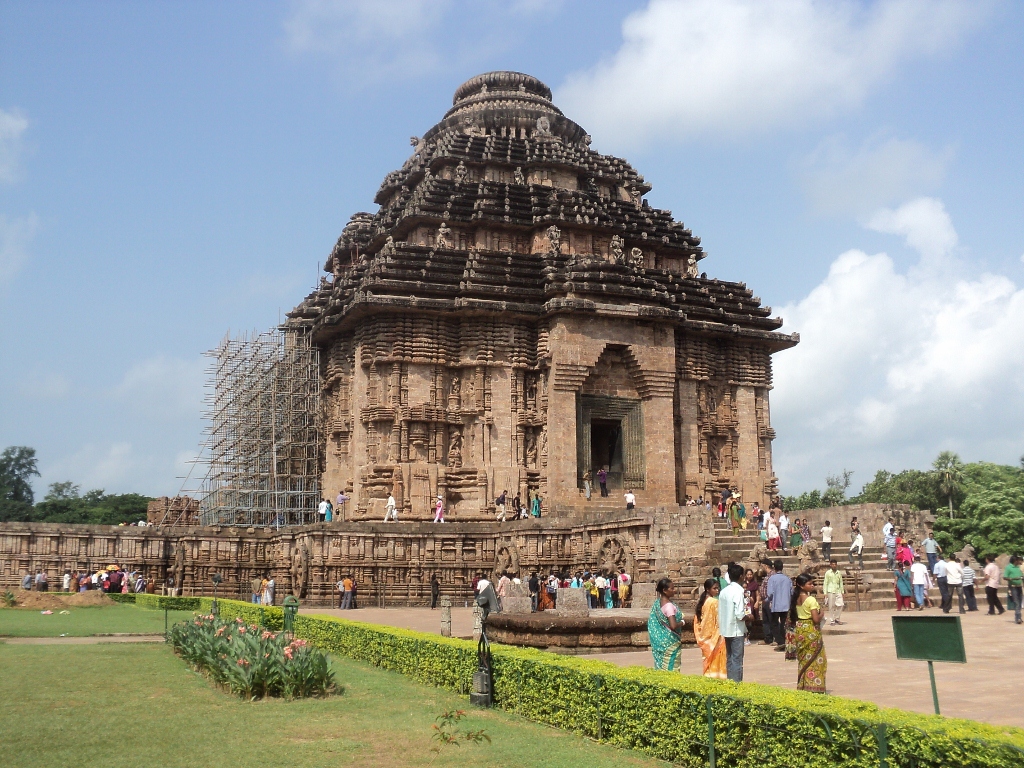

left=596, top=536, right=634, bottom=575
left=494, top=540, right=520, bottom=577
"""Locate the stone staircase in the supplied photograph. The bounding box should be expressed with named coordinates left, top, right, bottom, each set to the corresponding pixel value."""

left=706, top=520, right=936, bottom=611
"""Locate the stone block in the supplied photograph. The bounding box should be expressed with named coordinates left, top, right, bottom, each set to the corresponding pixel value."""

left=502, top=595, right=533, bottom=614
left=631, top=582, right=656, bottom=613
left=553, top=586, right=589, bottom=617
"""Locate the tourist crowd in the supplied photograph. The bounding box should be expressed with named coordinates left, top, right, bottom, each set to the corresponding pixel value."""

left=18, top=566, right=152, bottom=594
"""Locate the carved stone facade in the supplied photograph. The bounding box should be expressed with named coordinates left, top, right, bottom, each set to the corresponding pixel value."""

left=288, top=71, right=796, bottom=520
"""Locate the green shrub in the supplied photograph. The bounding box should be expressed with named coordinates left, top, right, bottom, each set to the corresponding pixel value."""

left=106, top=593, right=136, bottom=604
left=197, top=599, right=1024, bottom=767
left=167, top=613, right=333, bottom=699
left=199, top=598, right=285, bottom=631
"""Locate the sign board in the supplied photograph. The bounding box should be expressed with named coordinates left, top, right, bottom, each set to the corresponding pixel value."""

left=892, top=615, right=966, bottom=664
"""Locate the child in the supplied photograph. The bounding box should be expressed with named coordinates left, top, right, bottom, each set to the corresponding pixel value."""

left=743, top=589, right=754, bottom=645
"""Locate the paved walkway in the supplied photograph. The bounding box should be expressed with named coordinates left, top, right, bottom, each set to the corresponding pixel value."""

left=308, top=606, right=1023, bottom=728
left=2, top=634, right=165, bottom=645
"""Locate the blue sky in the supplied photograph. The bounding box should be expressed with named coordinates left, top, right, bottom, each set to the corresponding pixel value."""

left=2, top=0, right=1023, bottom=500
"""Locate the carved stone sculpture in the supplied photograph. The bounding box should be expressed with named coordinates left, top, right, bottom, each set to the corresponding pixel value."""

left=447, top=427, right=463, bottom=468
left=546, top=225, right=561, bottom=255
left=610, top=235, right=625, bottom=264
left=436, top=222, right=452, bottom=250
left=525, top=430, right=538, bottom=468
left=454, top=161, right=467, bottom=183
left=629, top=247, right=645, bottom=269
left=513, top=166, right=525, bottom=185
left=686, top=253, right=699, bottom=278
left=535, top=115, right=551, bottom=136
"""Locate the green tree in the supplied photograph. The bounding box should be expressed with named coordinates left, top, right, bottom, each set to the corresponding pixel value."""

left=850, top=468, right=942, bottom=510
left=0, top=446, right=39, bottom=503
left=933, top=451, right=965, bottom=517
left=822, top=469, right=853, bottom=507
left=0, top=446, right=40, bottom=522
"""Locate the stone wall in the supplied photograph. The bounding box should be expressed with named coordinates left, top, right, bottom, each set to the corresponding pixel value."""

left=0, top=511, right=687, bottom=606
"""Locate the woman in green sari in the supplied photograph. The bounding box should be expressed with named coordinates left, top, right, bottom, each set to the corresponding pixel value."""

left=789, top=517, right=804, bottom=549
left=648, top=577, right=685, bottom=671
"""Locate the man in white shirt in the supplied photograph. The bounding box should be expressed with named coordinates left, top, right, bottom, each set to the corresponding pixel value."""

left=933, top=557, right=950, bottom=612
left=384, top=493, right=398, bottom=522
left=778, top=514, right=790, bottom=553
left=910, top=556, right=929, bottom=609
left=624, top=490, right=636, bottom=511
left=718, top=563, right=749, bottom=681
left=318, top=498, right=329, bottom=522
left=819, top=520, right=833, bottom=562
left=943, top=554, right=965, bottom=614
left=496, top=572, right=511, bottom=611
left=848, top=531, right=864, bottom=569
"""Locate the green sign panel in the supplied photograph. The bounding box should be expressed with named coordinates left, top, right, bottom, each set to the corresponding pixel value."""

left=892, top=615, right=966, bottom=664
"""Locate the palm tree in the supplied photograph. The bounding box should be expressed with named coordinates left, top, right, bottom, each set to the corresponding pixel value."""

left=932, top=451, right=964, bottom=518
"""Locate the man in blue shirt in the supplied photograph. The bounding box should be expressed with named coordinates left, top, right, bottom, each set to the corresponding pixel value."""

left=765, top=559, right=792, bottom=651
left=718, top=562, right=749, bottom=681
left=883, top=521, right=896, bottom=570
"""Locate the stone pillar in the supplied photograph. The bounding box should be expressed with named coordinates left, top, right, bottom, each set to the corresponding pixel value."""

left=640, top=394, right=675, bottom=506
left=440, top=595, right=452, bottom=637
left=472, top=603, right=483, bottom=642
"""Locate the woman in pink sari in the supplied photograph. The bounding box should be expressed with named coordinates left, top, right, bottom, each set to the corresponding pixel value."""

left=896, top=535, right=914, bottom=567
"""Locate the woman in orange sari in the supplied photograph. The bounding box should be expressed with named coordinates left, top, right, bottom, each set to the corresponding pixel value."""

left=693, top=578, right=727, bottom=679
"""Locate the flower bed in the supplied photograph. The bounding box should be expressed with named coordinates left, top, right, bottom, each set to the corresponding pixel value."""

left=167, top=614, right=334, bottom=699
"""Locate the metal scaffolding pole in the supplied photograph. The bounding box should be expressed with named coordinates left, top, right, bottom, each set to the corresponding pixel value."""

left=197, top=327, right=321, bottom=528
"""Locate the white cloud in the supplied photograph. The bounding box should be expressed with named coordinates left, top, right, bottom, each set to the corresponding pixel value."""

left=0, top=107, right=28, bottom=184
left=114, top=356, right=206, bottom=418
left=557, top=0, right=990, bottom=148
left=772, top=199, right=1024, bottom=493
left=0, top=213, right=39, bottom=290
left=865, top=196, right=957, bottom=263
left=282, top=0, right=557, bottom=81
left=43, top=442, right=139, bottom=493
left=284, top=0, right=453, bottom=78
left=800, top=134, right=951, bottom=216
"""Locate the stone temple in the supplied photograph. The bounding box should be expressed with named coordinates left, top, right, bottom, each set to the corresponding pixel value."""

left=2, top=72, right=821, bottom=604
left=288, top=71, right=798, bottom=521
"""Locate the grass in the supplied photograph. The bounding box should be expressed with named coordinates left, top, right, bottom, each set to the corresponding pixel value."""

left=0, top=604, right=196, bottom=637
left=0, top=642, right=666, bottom=768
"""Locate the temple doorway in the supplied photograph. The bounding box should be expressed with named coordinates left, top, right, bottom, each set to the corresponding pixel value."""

left=590, top=419, right=623, bottom=489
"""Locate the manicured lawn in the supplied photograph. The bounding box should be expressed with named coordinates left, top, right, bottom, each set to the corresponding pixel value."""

left=0, top=643, right=665, bottom=768
left=0, top=605, right=195, bottom=637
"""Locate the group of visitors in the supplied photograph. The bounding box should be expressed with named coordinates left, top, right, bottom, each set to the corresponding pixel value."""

left=312, top=490, right=351, bottom=524
left=494, top=490, right=543, bottom=522
left=528, top=569, right=632, bottom=611
left=335, top=574, right=357, bottom=609
left=467, top=568, right=633, bottom=614
left=651, top=559, right=829, bottom=693
left=581, top=467, right=611, bottom=499
left=20, top=567, right=151, bottom=594
left=248, top=573, right=276, bottom=605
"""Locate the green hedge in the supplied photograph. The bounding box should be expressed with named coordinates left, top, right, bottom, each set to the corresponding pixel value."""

left=134, top=594, right=202, bottom=611
left=106, top=593, right=136, bottom=604
left=154, top=599, right=1024, bottom=767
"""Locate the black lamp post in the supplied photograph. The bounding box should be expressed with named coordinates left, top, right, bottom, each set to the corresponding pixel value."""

left=211, top=572, right=223, bottom=617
